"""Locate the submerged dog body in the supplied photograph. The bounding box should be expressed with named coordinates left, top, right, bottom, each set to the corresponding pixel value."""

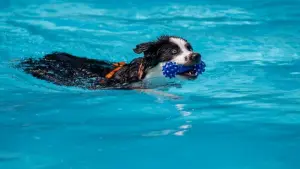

left=18, top=36, right=202, bottom=89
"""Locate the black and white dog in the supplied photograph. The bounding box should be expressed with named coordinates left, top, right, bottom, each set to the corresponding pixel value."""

left=18, top=35, right=202, bottom=90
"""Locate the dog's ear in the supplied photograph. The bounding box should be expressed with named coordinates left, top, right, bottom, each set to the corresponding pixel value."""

left=133, top=36, right=170, bottom=54
left=133, top=42, right=156, bottom=54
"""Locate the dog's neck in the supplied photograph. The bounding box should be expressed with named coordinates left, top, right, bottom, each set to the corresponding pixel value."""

left=135, top=62, right=179, bottom=89
left=106, top=57, right=180, bottom=89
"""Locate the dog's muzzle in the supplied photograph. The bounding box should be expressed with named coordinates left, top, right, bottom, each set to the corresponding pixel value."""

left=189, top=53, right=201, bottom=63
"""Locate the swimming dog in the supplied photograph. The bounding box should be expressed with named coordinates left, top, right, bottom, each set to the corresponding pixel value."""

left=18, top=35, right=202, bottom=90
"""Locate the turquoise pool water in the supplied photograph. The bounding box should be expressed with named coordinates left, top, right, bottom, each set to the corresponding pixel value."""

left=1, top=0, right=300, bottom=168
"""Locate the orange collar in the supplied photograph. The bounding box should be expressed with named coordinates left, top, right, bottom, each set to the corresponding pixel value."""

left=105, top=62, right=126, bottom=79
left=103, top=61, right=144, bottom=81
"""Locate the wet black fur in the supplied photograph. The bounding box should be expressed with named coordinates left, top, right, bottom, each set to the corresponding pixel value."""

left=17, top=35, right=190, bottom=89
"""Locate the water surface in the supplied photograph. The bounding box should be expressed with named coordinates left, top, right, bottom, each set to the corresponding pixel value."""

left=1, top=0, right=300, bottom=169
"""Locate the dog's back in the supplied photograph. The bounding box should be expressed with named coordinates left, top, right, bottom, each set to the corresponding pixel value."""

left=18, top=52, right=115, bottom=89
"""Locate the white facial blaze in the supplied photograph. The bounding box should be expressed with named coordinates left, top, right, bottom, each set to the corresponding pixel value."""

left=169, top=37, right=192, bottom=65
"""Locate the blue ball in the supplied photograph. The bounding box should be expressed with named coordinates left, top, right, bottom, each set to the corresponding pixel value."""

left=162, top=61, right=206, bottom=79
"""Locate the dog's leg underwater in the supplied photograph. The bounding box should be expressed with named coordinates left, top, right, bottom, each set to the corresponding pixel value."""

left=136, top=89, right=181, bottom=100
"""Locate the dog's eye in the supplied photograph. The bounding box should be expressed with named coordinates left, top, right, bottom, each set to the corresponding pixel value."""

left=171, top=49, right=178, bottom=54
left=186, top=44, right=193, bottom=51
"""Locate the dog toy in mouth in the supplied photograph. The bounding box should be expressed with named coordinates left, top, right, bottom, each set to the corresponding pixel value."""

left=162, top=61, right=206, bottom=78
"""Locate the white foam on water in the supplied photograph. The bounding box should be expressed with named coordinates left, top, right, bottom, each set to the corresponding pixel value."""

left=142, top=130, right=174, bottom=137
left=174, top=130, right=187, bottom=136
left=179, top=124, right=191, bottom=129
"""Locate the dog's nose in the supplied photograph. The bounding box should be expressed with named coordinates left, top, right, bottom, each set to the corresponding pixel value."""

left=190, top=53, right=201, bottom=62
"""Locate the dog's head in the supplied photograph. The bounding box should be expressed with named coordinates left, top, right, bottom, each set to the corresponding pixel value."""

left=133, top=35, right=202, bottom=80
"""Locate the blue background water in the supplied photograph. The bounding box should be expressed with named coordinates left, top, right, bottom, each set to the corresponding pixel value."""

left=1, top=0, right=300, bottom=168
